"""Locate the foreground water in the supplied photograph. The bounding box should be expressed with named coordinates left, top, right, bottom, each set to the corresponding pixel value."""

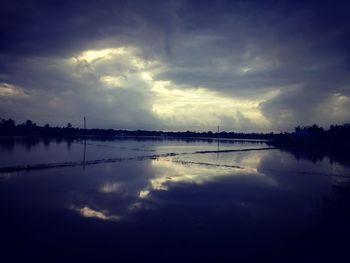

left=0, top=137, right=349, bottom=262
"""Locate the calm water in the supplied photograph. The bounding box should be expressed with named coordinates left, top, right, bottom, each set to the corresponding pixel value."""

left=0, top=137, right=349, bottom=262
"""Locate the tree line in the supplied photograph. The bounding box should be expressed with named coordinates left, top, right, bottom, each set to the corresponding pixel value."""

left=1, top=118, right=349, bottom=142
left=0, top=118, right=274, bottom=139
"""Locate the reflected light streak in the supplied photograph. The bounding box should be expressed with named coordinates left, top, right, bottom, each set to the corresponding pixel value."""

left=138, top=157, right=278, bottom=196
left=71, top=205, right=121, bottom=221
left=99, top=182, right=123, bottom=193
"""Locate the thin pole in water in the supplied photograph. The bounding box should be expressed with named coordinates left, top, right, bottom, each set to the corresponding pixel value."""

left=217, top=125, right=220, bottom=159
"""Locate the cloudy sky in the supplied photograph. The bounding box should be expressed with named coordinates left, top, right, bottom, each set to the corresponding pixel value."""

left=0, top=0, right=349, bottom=132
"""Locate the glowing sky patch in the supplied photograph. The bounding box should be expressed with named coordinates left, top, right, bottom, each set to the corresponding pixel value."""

left=0, top=83, right=28, bottom=97
left=100, top=76, right=126, bottom=88
left=330, top=93, right=349, bottom=113
left=75, top=48, right=126, bottom=63
left=241, top=67, right=253, bottom=73
left=149, top=82, right=272, bottom=128
left=69, top=46, right=275, bottom=130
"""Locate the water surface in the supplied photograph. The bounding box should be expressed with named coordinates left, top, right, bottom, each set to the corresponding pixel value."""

left=0, top=138, right=349, bottom=262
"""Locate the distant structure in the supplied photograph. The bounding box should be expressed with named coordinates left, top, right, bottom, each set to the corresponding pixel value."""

left=84, top=117, right=86, bottom=129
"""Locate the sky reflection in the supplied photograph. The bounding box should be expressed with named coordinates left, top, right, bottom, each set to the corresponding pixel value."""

left=71, top=205, right=121, bottom=222
left=64, top=148, right=281, bottom=223
left=0, top=139, right=349, bottom=261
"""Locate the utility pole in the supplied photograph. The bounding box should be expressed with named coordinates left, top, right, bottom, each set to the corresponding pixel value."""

left=83, top=139, right=86, bottom=170
left=83, top=116, right=87, bottom=170
left=217, top=125, right=220, bottom=160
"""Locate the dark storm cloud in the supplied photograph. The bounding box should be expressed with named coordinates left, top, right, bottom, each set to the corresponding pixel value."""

left=0, top=0, right=350, bottom=130
left=0, top=0, right=182, bottom=58
left=160, top=1, right=350, bottom=88
left=166, top=0, right=350, bottom=129
left=0, top=0, right=126, bottom=56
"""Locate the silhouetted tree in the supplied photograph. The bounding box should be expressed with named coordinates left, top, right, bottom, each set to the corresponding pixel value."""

left=1, top=118, right=15, bottom=127
left=307, top=124, right=324, bottom=135
left=25, top=120, right=33, bottom=127
left=294, top=126, right=301, bottom=133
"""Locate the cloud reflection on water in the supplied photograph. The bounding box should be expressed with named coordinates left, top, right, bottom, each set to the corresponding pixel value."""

left=67, top=145, right=350, bottom=224
left=69, top=150, right=279, bottom=222
left=145, top=156, right=278, bottom=193
left=71, top=205, right=121, bottom=222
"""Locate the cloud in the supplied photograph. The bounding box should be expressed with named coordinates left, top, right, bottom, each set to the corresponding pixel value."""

left=0, top=0, right=349, bottom=131
left=0, top=48, right=160, bottom=129
left=0, top=83, right=28, bottom=97
left=260, top=86, right=350, bottom=130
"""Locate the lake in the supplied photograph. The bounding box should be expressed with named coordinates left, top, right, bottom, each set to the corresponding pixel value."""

left=0, top=137, right=349, bottom=262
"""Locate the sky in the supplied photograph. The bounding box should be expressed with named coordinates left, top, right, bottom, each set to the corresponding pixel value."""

left=0, top=0, right=349, bottom=132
